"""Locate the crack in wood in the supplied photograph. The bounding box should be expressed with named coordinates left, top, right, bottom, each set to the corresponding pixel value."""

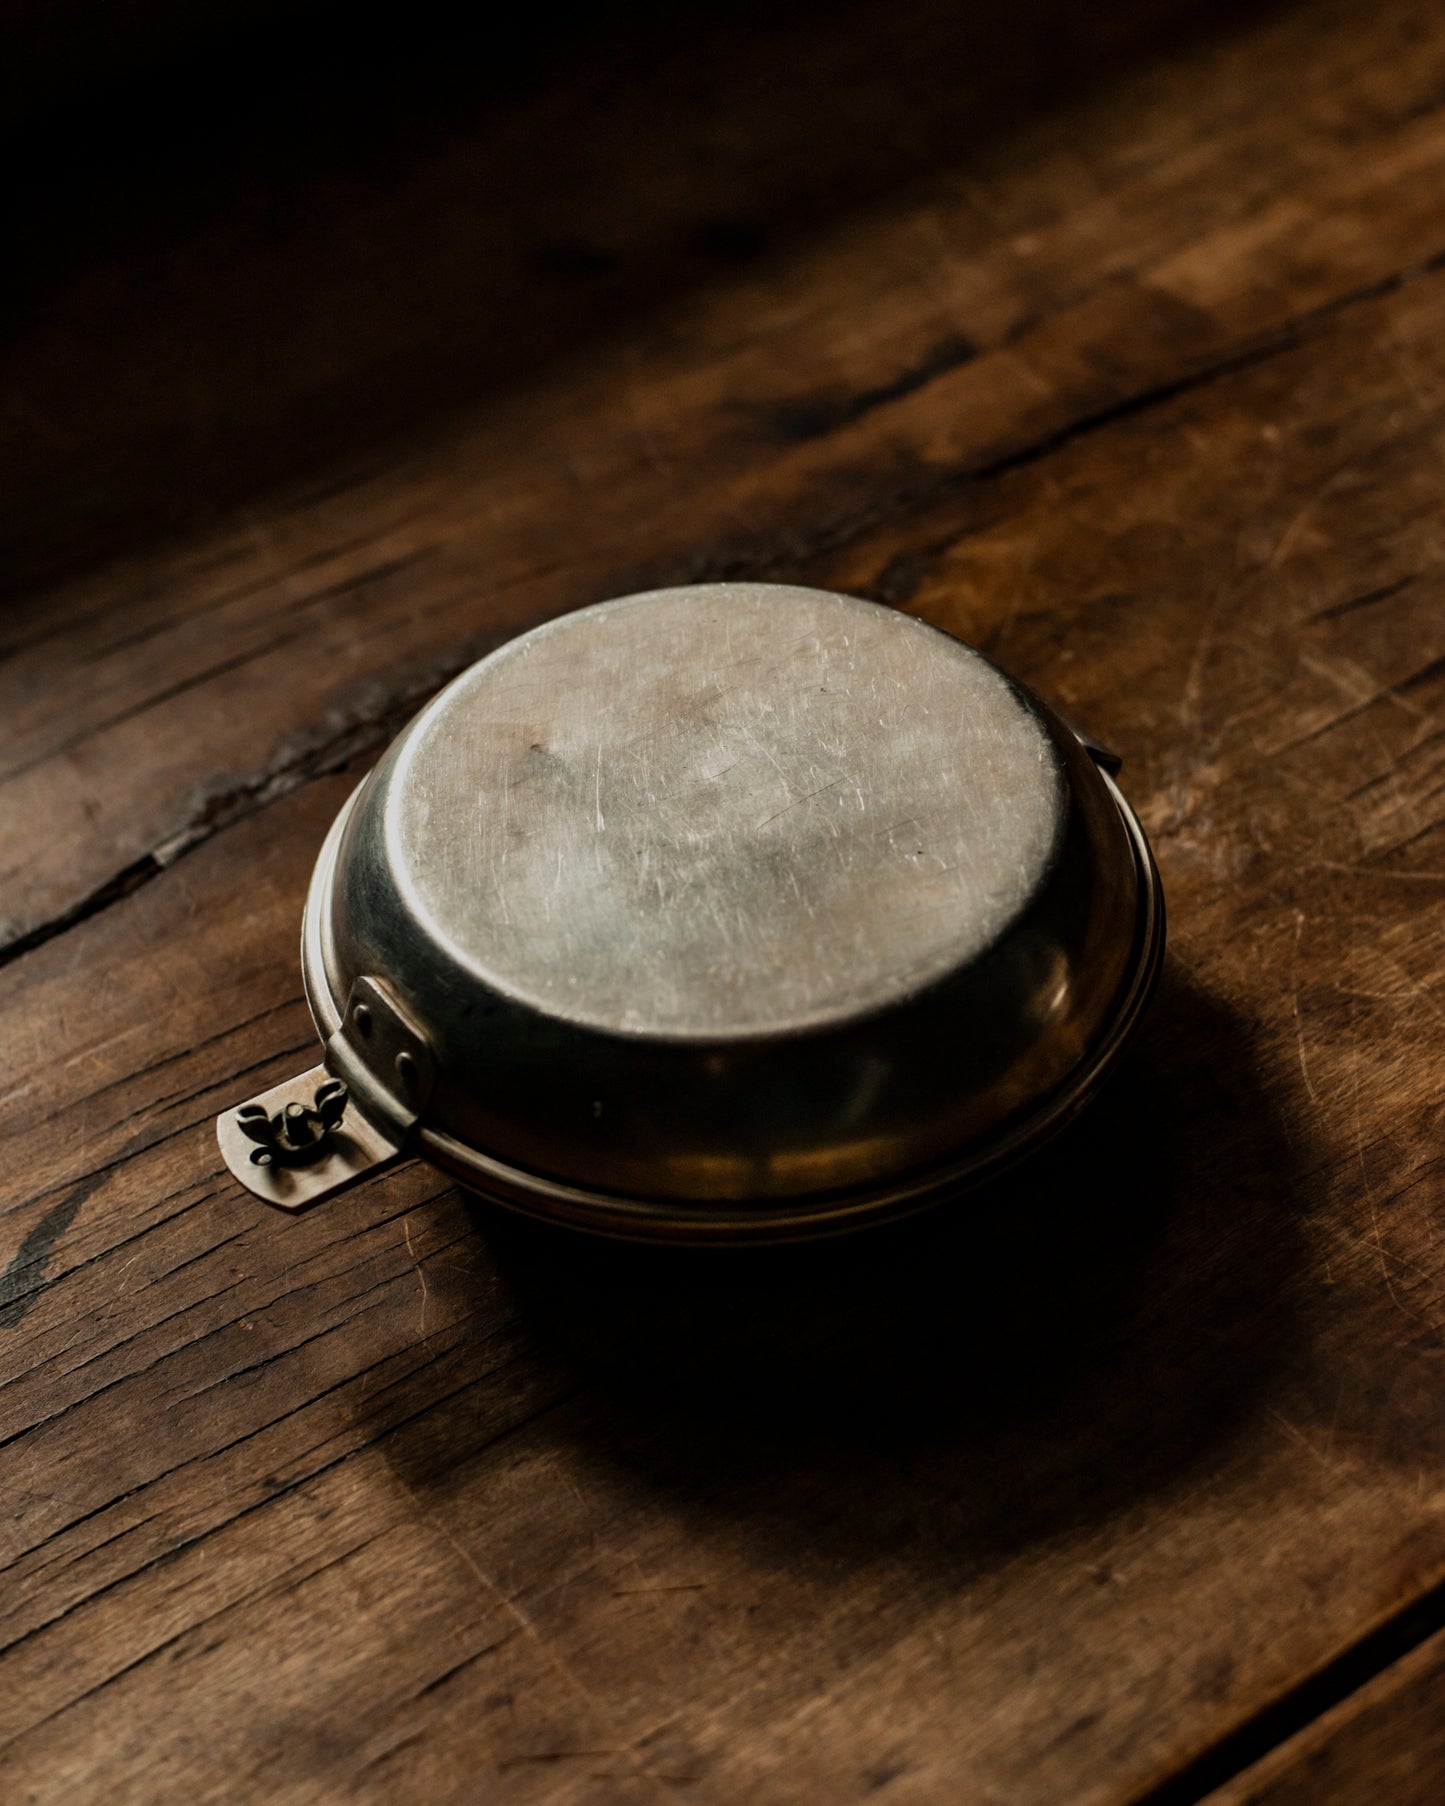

left=5, top=244, right=1445, bottom=990
left=1131, top=1572, right=1445, bottom=1806
left=767, top=331, right=980, bottom=443
left=0, top=1176, right=106, bottom=1331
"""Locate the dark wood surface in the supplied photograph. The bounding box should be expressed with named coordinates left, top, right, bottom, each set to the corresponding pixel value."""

left=1208, top=1626, right=1445, bottom=1805
left=3, top=1, right=1444, bottom=1799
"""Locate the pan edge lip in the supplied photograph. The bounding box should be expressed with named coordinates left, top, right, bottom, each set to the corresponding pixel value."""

left=301, top=765, right=1165, bottom=1245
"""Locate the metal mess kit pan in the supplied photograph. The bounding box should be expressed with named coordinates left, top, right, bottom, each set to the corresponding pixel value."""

left=217, top=582, right=1164, bottom=1242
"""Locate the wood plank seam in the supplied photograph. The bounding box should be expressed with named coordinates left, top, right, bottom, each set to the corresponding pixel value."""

left=1132, top=1572, right=1445, bottom=1806
left=6, top=5, right=1445, bottom=1792
left=7, top=236, right=1445, bottom=994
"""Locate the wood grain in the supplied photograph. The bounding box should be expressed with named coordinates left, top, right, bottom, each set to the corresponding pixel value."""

left=2, top=0, right=1444, bottom=1800
left=1204, top=1627, right=1445, bottom=1806
left=10, top=0, right=1445, bottom=956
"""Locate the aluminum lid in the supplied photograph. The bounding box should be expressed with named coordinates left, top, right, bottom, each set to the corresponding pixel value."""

left=218, top=583, right=1164, bottom=1241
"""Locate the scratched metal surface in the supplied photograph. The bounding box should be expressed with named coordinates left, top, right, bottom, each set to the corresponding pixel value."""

left=382, top=584, right=1063, bottom=1036
left=304, top=583, right=1146, bottom=1208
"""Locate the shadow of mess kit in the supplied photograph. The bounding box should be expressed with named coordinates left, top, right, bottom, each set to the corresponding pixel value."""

left=473, top=965, right=1310, bottom=1566
left=207, top=581, right=1312, bottom=1558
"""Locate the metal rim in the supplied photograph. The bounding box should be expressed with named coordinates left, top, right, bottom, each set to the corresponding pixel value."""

left=302, top=767, right=1165, bottom=1244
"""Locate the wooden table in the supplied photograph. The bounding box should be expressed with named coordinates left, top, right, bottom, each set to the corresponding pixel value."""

left=3, top=1, right=1443, bottom=1799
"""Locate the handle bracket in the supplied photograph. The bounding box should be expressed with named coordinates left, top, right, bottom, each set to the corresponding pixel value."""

left=217, top=976, right=432, bottom=1211
left=217, top=1062, right=402, bottom=1211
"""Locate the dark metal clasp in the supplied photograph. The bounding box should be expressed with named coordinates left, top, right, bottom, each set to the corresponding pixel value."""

left=234, top=1078, right=350, bottom=1168
left=217, top=976, right=433, bottom=1212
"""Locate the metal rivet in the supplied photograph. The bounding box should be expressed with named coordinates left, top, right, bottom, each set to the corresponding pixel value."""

left=353, top=1003, right=373, bottom=1038
left=395, top=1050, right=418, bottom=1089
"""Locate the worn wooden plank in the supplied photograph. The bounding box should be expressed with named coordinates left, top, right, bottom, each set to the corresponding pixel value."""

left=1202, top=1627, right=1445, bottom=1805
left=4, top=0, right=1445, bottom=1800
left=0, top=0, right=1282, bottom=588
left=9, top=0, right=1445, bottom=955
left=3, top=115, right=1445, bottom=1806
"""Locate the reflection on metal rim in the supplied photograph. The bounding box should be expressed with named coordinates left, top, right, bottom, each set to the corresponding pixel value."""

left=300, top=767, right=1163, bottom=1245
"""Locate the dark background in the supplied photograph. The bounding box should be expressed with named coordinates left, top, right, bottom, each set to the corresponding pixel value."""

left=4, top=0, right=1256, bottom=600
